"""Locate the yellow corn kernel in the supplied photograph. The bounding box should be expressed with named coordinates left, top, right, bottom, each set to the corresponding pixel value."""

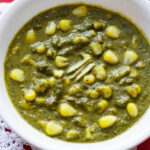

left=135, top=61, right=145, bottom=69
left=12, top=45, right=19, bottom=55
left=90, top=43, right=103, bottom=56
left=97, top=100, right=109, bottom=113
left=127, top=102, right=138, bottom=118
left=103, top=86, right=112, bottom=99
left=21, top=55, right=35, bottom=65
left=48, top=77, right=55, bottom=86
left=45, top=21, right=57, bottom=35
left=83, top=74, right=95, bottom=84
left=72, top=5, right=88, bottom=17
left=124, top=50, right=138, bottom=65
left=58, top=103, right=77, bottom=117
left=129, top=70, right=138, bottom=78
left=24, top=89, right=36, bottom=101
left=64, top=78, right=71, bottom=85
left=126, top=84, right=141, bottom=98
left=53, top=70, right=64, bottom=78
left=36, top=45, right=46, bottom=54
left=9, top=69, right=25, bottom=82
left=73, top=36, right=89, bottom=45
left=90, top=30, right=97, bottom=36
left=87, top=90, right=99, bottom=99
left=69, top=84, right=82, bottom=95
left=59, top=19, right=72, bottom=31
left=85, top=127, right=94, bottom=140
left=66, top=129, right=79, bottom=140
left=98, top=86, right=112, bottom=99
left=35, top=97, right=46, bottom=104
left=38, top=120, right=46, bottom=128
left=103, top=50, right=119, bottom=65
left=93, top=66, right=107, bottom=81
left=47, top=49, right=53, bottom=57
left=25, top=29, right=36, bottom=43
left=98, top=115, right=117, bottom=128
left=20, top=100, right=32, bottom=109
left=34, top=79, right=49, bottom=93
left=54, top=56, right=69, bottom=68
left=93, top=21, right=107, bottom=30
left=106, top=25, right=120, bottom=38
left=60, top=121, right=67, bottom=127
left=45, top=121, right=63, bottom=136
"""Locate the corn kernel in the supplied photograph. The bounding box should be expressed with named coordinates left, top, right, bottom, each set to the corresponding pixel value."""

left=85, top=127, right=94, bottom=140
left=124, top=50, right=138, bottom=65
left=38, top=120, right=46, bottom=128
left=73, top=36, right=89, bottom=45
left=35, top=97, right=46, bottom=104
left=135, top=61, right=145, bottom=69
left=45, top=21, right=57, bottom=35
left=98, top=115, right=117, bottom=128
left=21, top=55, right=35, bottom=65
left=90, top=43, right=103, bottom=56
left=34, top=79, right=49, bottom=93
left=87, top=90, right=99, bottom=99
left=54, top=56, right=69, bottom=68
left=64, top=78, right=71, bottom=85
left=97, top=100, right=109, bottom=113
left=59, top=19, right=72, bottom=31
left=61, top=121, right=67, bottom=127
left=106, top=25, right=120, bottom=38
left=48, top=77, right=55, bottom=86
left=72, top=5, right=88, bottom=17
left=83, top=74, right=95, bottom=84
left=93, top=21, right=107, bottom=30
left=19, top=100, right=32, bottom=109
left=53, top=70, right=64, bottom=78
left=93, top=66, right=107, bottom=80
left=9, top=69, right=25, bottom=82
left=127, top=102, right=138, bottom=118
left=36, top=45, right=46, bottom=54
left=98, top=86, right=112, bottom=99
left=69, top=84, right=82, bottom=95
left=25, top=29, right=36, bottom=43
left=126, top=84, right=141, bottom=98
left=129, top=70, right=138, bottom=78
left=12, top=45, right=19, bottom=55
left=58, top=103, right=77, bottom=117
left=24, top=89, right=36, bottom=101
left=103, top=50, right=119, bottom=65
left=66, top=129, right=79, bottom=140
left=45, top=121, right=63, bottom=136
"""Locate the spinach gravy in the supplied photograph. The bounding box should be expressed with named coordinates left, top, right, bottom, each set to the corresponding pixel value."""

left=4, top=4, right=150, bottom=142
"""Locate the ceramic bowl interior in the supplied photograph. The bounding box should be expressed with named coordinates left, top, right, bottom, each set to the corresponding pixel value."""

left=0, top=0, right=150, bottom=150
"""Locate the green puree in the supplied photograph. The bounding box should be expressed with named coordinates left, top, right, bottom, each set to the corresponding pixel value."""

left=4, top=4, right=150, bottom=142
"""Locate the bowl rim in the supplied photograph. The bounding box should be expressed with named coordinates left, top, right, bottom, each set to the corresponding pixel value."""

left=0, top=0, right=150, bottom=149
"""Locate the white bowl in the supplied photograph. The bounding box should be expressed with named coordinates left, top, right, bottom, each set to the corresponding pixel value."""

left=0, top=0, right=150, bottom=149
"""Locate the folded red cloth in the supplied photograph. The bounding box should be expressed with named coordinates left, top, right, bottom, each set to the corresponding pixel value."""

left=138, top=138, right=150, bottom=150
left=0, top=0, right=14, bottom=2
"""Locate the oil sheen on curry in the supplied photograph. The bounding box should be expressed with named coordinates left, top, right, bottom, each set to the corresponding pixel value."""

left=4, top=4, right=150, bottom=142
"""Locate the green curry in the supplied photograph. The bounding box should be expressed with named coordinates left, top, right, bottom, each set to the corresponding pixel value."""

left=4, top=4, right=150, bottom=142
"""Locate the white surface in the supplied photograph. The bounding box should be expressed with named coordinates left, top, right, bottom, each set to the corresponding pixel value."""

left=0, top=0, right=149, bottom=150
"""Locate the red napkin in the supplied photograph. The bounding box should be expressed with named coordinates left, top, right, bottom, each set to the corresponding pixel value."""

left=0, top=0, right=14, bottom=2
